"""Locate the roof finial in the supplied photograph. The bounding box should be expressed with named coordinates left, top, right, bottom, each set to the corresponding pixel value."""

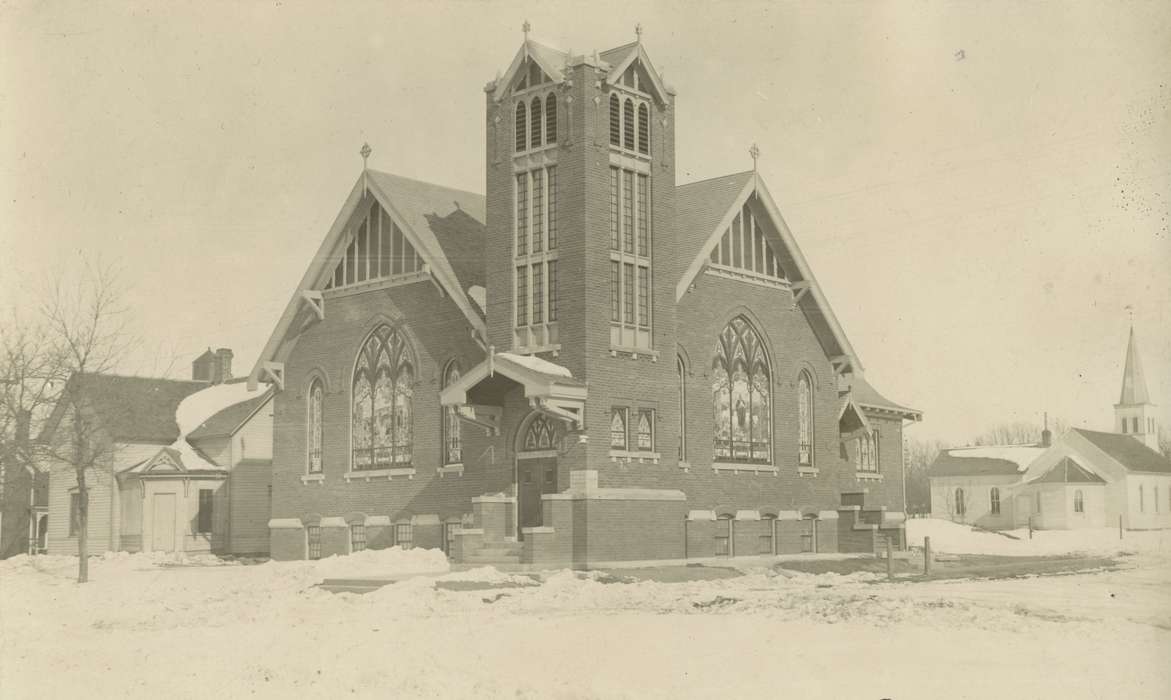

left=635, top=23, right=643, bottom=43
left=749, top=143, right=761, bottom=171
left=522, top=19, right=531, bottom=39
left=360, top=142, right=372, bottom=169
left=1125, top=304, right=1134, bottom=324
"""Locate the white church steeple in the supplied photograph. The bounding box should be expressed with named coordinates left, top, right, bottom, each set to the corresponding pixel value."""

left=1114, top=326, right=1159, bottom=451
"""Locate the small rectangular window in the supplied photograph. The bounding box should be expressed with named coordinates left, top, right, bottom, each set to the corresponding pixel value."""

left=307, top=526, right=322, bottom=560
left=610, top=261, right=620, bottom=322
left=395, top=523, right=413, bottom=549
left=623, top=263, right=635, bottom=324
left=637, top=266, right=650, bottom=328
left=515, top=266, right=528, bottom=326
left=636, top=408, right=655, bottom=451
left=547, top=167, right=557, bottom=249
left=531, top=263, right=543, bottom=324
left=197, top=489, right=213, bottom=534
left=547, top=261, right=558, bottom=322
left=350, top=524, right=367, bottom=552
left=610, top=407, right=628, bottom=450
left=516, top=173, right=528, bottom=256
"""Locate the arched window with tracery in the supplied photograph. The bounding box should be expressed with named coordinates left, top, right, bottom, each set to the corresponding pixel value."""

left=307, top=378, right=324, bottom=474
left=637, top=103, right=649, bottom=154
left=442, top=361, right=462, bottom=465
left=522, top=413, right=557, bottom=452
left=530, top=97, right=543, bottom=149
left=797, top=371, right=814, bottom=466
left=545, top=94, right=557, bottom=143
left=623, top=98, right=635, bottom=150
left=609, top=94, right=621, bottom=146
left=352, top=325, right=414, bottom=470
left=712, top=317, right=771, bottom=464
left=515, top=102, right=527, bottom=153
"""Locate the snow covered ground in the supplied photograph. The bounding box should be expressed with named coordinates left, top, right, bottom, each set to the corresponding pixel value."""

left=2, top=529, right=1169, bottom=699
left=906, top=516, right=1171, bottom=556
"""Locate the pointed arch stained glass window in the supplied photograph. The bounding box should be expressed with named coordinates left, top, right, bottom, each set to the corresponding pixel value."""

left=798, top=371, right=813, bottom=466
left=308, top=379, right=324, bottom=474
left=352, top=325, right=414, bottom=470
left=442, top=362, right=462, bottom=465
left=610, top=408, right=628, bottom=450
left=712, top=317, right=771, bottom=464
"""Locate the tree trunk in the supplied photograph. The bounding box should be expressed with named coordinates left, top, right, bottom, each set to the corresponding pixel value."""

left=73, top=405, right=88, bottom=583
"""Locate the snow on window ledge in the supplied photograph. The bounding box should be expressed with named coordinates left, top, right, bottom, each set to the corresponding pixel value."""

left=856, top=472, right=883, bottom=481
left=343, top=467, right=416, bottom=482
left=797, top=466, right=819, bottom=477
left=438, top=464, right=464, bottom=478
left=712, top=462, right=778, bottom=475
left=300, top=474, right=325, bottom=485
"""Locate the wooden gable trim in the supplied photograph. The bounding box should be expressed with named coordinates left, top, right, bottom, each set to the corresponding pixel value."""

left=604, top=44, right=671, bottom=104
left=675, top=176, right=757, bottom=301
left=492, top=40, right=566, bottom=103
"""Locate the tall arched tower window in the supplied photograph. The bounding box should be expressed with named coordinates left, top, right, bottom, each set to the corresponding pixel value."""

left=545, top=94, right=557, bottom=143
left=609, top=94, right=621, bottom=146
left=797, top=371, right=814, bottom=466
left=637, top=103, right=650, bottom=154
left=622, top=98, right=635, bottom=150
left=530, top=97, right=543, bottom=149
left=515, top=102, right=527, bottom=153
left=712, top=317, right=772, bottom=464
left=442, top=361, right=462, bottom=465
left=307, top=379, right=324, bottom=474
left=352, top=325, right=414, bottom=470
left=677, top=355, right=687, bottom=461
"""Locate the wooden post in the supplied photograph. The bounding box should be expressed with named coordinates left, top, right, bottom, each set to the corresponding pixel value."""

left=923, top=536, right=932, bottom=576
left=1028, top=516, right=1033, bottom=539
left=1119, top=514, right=1123, bottom=540
left=886, top=536, right=894, bottom=580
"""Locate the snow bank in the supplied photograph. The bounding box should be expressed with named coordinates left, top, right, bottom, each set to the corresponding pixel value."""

left=906, top=517, right=1171, bottom=556
left=497, top=352, right=572, bottom=377
left=310, top=546, right=449, bottom=579
left=947, top=445, right=1047, bottom=471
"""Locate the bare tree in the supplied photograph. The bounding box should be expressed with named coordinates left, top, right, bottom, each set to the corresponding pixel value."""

left=0, top=317, right=67, bottom=557
left=970, top=418, right=1069, bottom=446
left=35, top=264, right=133, bottom=582
left=903, top=437, right=944, bottom=515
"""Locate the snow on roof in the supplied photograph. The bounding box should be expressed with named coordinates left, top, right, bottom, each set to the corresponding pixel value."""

left=468, top=285, right=486, bottom=313
left=497, top=352, right=573, bottom=378
left=947, top=445, right=1048, bottom=472
left=170, top=381, right=266, bottom=470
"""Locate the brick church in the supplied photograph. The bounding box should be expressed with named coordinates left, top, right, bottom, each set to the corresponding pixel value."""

left=249, top=28, right=921, bottom=565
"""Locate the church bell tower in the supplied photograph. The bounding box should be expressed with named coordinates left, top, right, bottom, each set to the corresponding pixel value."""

left=1114, top=326, right=1159, bottom=451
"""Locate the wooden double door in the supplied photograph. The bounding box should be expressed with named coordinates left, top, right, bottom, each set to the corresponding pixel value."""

left=517, top=457, right=558, bottom=532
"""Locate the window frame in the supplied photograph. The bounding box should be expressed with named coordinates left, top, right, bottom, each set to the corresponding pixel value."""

left=350, top=523, right=367, bottom=552
left=955, top=487, right=966, bottom=516
left=395, top=522, right=413, bottom=549
left=306, top=525, right=322, bottom=560
left=441, top=361, right=462, bottom=466
left=610, top=407, right=629, bottom=450
left=990, top=486, right=1001, bottom=515
left=797, top=370, right=814, bottom=467
left=1073, top=489, right=1084, bottom=514
left=350, top=324, right=415, bottom=472
left=307, top=377, right=324, bottom=474
left=196, top=488, right=214, bottom=535
left=712, top=316, right=773, bottom=466
left=636, top=408, right=655, bottom=452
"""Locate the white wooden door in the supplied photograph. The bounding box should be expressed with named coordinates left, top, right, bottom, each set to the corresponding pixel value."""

left=152, top=493, right=177, bottom=552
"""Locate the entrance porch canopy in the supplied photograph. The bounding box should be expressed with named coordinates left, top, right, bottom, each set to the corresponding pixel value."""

left=440, top=351, right=587, bottom=434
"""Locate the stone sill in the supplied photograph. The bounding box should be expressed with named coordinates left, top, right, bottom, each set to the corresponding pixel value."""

left=300, top=474, right=325, bottom=485
left=712, top=462, right=779, bottom=475
left=521, top=526, right=555, bottom=535
left=797, top=466, right=820, bottom=477
left=343, top=468, right=415, bottom=482
left=437, top=464, right=464, bottom=478
left=610, top=450, right=661, bottom=464
left=855, top=472, right=884, bottom=482
left=608, top=345, right=660, bottom=361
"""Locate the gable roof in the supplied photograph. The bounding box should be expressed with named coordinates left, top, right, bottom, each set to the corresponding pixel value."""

left=491, top=39, right=569, bottom=102
left=1028, top=456, right=1105, bottom=484
left=675, top=171, right=865, bottom=375
left=248, top=169, right=487, bottom=387
left=1118, top=326, right=1151, bottom=405
left=600, top=41, right=672, bottom=103
left=1073, top=428, right=1171, bottom=474
left=53, top=374, right=208, bottom=444
left=840, top=373, right=922, bottom=421
left=675, top=171, right=755, bottom=278
left=929, top=449, right=1024, bottom=477
left=187, top=391, right=272, bottom=442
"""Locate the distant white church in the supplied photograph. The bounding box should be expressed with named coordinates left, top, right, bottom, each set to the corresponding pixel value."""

left=929, top=327, right=1170, bottom=530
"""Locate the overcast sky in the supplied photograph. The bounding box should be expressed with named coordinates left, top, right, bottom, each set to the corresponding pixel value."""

left=2, top=1, right=1168, bottom=445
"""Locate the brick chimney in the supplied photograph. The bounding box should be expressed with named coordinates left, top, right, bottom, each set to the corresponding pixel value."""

left=1041, top=412, right=1052, bottom=448
left=214, top=348, right=234, bottom=384
left=192, top=347, right=233, bottom=384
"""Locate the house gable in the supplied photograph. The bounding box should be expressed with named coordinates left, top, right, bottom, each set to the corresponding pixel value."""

left=491, top=39, right=568, bottom=102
